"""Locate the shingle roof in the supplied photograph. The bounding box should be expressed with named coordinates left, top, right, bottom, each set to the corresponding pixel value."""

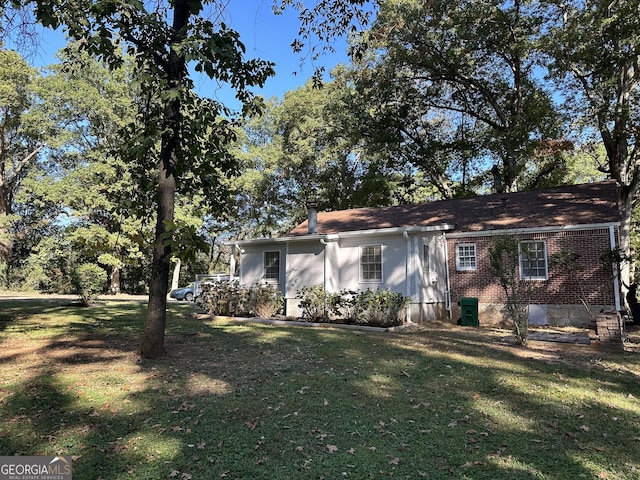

left=289, top=181, right=620, bottom=236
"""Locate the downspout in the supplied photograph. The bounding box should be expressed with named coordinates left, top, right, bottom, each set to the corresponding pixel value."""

left=285, top=241, right=290, bottom=315
left=233, top=244, right=245, bottom=284
left=443, top=232, right=452, bottom=320
left=610, top=225, right=622, bottom=311
left=230, top=244, right=236, bottom=281
left=403, top=230, right=412, bottom=323
left=320, top=238, right=329, bottom=292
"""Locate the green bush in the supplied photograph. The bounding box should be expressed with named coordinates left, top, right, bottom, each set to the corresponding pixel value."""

left=196, top=280, right=250, bottom=316
left=196, top=281, right=283, bottom=318
left=296, top=285, right=342, bottom=322
left=72, top=263, right=107, bottom=306
left=351, top=288, right=410, bottom=327
left=488, top=235, right=533, bottom=345
left=297, top=285, right=409, bottom=327
left=249, top=283, right=284, bottom=318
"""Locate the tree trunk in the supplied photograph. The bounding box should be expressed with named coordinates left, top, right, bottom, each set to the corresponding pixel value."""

left=0, top=187, right=12, bottom=262
left=109, top=265, right=121, bottom=295
left=601, top=56, right=639, bottom=291
left=616, top=183, right=637, bottom=290
left=171, top=258, right=181, bottom=292
left=138, top=0, right=190, bottom=359
left=139, top=152, right=176, bottom=358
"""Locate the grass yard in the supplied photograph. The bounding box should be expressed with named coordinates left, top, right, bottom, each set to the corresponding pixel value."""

left=1, top=296, right=639, bottom=479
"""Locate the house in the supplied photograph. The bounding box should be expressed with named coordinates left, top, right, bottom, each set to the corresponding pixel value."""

left=229, top=181, right=622, bottom=327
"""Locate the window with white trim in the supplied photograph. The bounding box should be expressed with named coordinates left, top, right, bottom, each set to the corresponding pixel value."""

left=360, top=245, right=382, bottom=282
left=456, top=243, right=477, bottom=271
left=264, top=251, right=280, bottom=281
left=519, top=241, right=547, bottom=280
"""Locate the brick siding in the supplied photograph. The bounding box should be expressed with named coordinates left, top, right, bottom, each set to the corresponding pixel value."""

left=447, top=228, right=618, bottom=307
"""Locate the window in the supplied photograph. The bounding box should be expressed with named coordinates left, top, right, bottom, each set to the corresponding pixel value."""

left=519, top=241, right=547, bottom=280
left=423, top=244, right=430, bottom=274
left=264, top=251, right=280, bottom=281
left=360, top=245, right=382, bottom=282
left=456, top=243, right=477, bottom=271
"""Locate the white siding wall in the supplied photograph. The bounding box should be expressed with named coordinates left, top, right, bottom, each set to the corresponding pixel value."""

left=285, top=240, right=325, bottom=298
left=335, top=235, right=408, bottom=293
left=239, top=245, right=285, bottom=290
left=238, top=231, right=450, bottom=322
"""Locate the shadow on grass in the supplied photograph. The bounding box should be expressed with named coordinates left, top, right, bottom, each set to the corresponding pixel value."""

left=1, top=299, right=639, bottom=479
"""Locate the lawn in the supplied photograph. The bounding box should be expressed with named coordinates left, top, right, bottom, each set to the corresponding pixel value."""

left=1, top=296, right=639, bottom=479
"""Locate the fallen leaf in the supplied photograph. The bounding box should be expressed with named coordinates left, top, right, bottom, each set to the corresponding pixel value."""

left=245, top=420, right=257, bottom=429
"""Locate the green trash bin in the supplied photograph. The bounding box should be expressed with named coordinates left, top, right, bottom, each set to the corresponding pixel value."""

left=460, top=297, right=479, bottom=327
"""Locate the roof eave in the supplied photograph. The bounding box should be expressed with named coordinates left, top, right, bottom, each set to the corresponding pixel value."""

left=445, top=222, right=620, bottom=238
left=228, top=224, right=456, bottom=247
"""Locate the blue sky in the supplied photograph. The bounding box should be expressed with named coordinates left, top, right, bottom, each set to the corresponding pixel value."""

left=27, top=1, right=352, bottom=107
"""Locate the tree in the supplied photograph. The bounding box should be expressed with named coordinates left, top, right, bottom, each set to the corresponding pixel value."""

left=542, top=0, right=640, bottom=283
left=36, top=44, right=141, bottom=295
left=489, top=234, right=533, bottom=345
left=227, top=76, right=414, bottom=242
left=0, top=50, right=42, bottom=259
left=347, top=0, right=566, bottom=195
left=17, top=0, right=274, bottom=357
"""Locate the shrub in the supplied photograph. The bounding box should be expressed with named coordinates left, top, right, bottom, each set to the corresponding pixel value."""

left=297, top=285, right=409, bottom=327
left=196, top=281, right=284, bottom=318
left=351, top=288, right=410, bottom=327
left=196, top=280, right=250, bottom=316
left=488, top=235, right=533, bottom=345
left=296, top=285, right=343, bottom=322
left=250, top=283, right=284, bottom=318
left=72, top=263, right=107, bottom=306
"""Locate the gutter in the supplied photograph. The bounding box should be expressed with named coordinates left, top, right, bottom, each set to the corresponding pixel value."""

left=445, top=222, right=620, bottom=238
left=227, top=224, right=455, bottom=247
left=610, top=225, right=622, bottom=311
